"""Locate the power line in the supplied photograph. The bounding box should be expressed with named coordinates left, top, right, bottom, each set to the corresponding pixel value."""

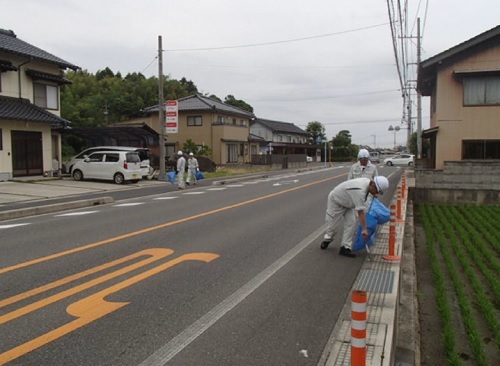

left=165, top=22, right=390, bottom=52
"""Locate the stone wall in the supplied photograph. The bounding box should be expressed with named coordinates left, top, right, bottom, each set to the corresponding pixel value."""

left=414, top=161, right=500, bottom=204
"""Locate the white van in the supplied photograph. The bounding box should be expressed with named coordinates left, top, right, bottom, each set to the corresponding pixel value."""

left=71, top=151, right=143, bottom=184
left=369, top=151, right=380, bottom=163
left=64, top=146, right=151, bottom=178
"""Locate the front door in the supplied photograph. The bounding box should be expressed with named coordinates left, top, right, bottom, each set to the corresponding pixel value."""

left=12, top=131, right=43, bottom=177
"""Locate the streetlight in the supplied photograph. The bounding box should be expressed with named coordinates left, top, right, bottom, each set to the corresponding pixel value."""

left=388, top=125, right=400, bottom=149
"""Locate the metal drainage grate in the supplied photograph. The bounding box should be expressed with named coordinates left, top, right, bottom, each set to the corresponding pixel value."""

left=355, top=269, right=395, bottom=293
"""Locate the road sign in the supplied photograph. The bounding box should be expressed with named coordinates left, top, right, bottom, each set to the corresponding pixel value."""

left=165, top=100, right=178, bottom=133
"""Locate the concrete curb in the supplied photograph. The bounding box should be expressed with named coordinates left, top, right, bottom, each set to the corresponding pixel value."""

left=0, top=196, right=114, bottom=221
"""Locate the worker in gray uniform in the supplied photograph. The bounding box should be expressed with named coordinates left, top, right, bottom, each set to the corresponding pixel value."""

left=176, top=150, right=186, bottom=190
left=347, top=149, right=378, bottom=180
left=320, top=176, right=389, bottom=258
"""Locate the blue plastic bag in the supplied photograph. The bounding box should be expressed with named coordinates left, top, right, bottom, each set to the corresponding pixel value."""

left=352, top=199, right=390, bottom=252
left=368, top=198, right=390, bottom=225
left=352, top=213, right=378, bottom=252
left=167, top=171, right=177, bottom=184
left=195, top=171, right=204, bottom=180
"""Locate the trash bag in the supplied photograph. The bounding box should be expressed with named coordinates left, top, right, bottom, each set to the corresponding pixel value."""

left=167, top=171, right=177, bottom=184
left=352, top=199, right=390, bottom=252
left=368, top=198, right=390, bottom=225
left=352, top=213, right=378, bottom=252
left=195, top=171, right=204, bottom=180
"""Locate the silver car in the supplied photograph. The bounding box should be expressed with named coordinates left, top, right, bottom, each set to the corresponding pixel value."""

left=71, top=151, right=142, bottom=184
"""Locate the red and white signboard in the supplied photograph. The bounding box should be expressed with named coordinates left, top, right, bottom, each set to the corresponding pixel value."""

left=165, top=100, right=178, bottom=134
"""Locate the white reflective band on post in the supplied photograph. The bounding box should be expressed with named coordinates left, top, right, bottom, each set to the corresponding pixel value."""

left=351, top=337, right=366, bottom=348
left=352, top=302, right=367, bottom=312
left=351, top=319, right=367, bottom=330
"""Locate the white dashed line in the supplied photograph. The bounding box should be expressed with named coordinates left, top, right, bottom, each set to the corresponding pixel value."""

left=153, top=197, right=179, bottom=200
left=54, top=211, right=99, bottom=217
left=182, top=192, right=205, bottom=195
left=0, top=223, right=30, bottom=229
left=113, top=203, right=145, bottom=207
left=206, top=188, right=227, bottom=191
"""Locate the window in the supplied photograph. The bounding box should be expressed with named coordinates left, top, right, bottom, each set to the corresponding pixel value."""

left=105, top=153, right=120, bottom=162
left=227, top=144, right=238, bottom=163
left=187, top=116, right=202, bottom=126
left=217, top=115, right=225, bottom=124
left=34, top=82, right=58, bottom=109
left=463, top=140, right=500, bottom=159
left=463, top=77, right=500, bottom=106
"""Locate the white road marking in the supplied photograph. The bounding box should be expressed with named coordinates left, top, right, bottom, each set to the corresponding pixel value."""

left=153, top=197, right=178, bottom=200
left=139, top=225, right=325, bottom=366
left=206, top=188, right=227, bottom=191
left=113, top=203, right=145, bottom=207
left=54, top=211, right=98, bottom=217
left=0, top=223, right=30, bottom=229
left=225, top=184, right=244, bottom=187
left=182, top=192, right=205, bottom=195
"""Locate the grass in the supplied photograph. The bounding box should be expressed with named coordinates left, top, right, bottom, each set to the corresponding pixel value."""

left=202, top=165, right=273, bottom=179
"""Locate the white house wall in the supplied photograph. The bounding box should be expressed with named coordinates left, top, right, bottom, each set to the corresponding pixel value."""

left=0, top=120, right=54, bottom=180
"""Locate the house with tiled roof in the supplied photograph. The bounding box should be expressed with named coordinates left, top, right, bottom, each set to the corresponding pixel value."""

left=414, top=25, right=500, bottom=204
left=118, top=94, right=259, bottom=165
left=0, top=29, right=78, bottom=180
left=417, top=25, right=500, bottom=170
left=250, top=118, right=315, bottom=156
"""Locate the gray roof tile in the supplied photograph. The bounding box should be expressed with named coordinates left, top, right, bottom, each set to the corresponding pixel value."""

left=252, top=118, right=307, bottom=135
left=0, top=96, right=71, bottom=128
left=0, top=29, right=79, bottom=70
left=142, top=94, right=255, bottom=118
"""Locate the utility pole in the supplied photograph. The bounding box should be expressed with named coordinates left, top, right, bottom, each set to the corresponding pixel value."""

left=416, top=18, right=423, bottom=158
left=158, top=35, right=166, bottom=180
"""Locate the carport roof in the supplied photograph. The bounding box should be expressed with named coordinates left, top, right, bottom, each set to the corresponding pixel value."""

left=0, top=96, right=71, bottom=128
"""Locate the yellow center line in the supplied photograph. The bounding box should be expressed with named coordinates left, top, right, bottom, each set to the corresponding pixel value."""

left=0, top=175, right=337, bottom=275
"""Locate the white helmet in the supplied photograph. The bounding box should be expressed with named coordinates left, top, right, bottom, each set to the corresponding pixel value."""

left=189, top=152, right=194, bottom=156
left=357, top=149, right=370, bottom=159
left=177, top=150, right=183, bottom=156
left=373, top=176, right=389, bottom=194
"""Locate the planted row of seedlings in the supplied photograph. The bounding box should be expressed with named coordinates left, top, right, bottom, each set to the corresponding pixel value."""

left=419, top=203, right=499, bottom=366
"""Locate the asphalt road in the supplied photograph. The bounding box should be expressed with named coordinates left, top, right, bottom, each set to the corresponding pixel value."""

left=1, top=166, right=401, bottom=365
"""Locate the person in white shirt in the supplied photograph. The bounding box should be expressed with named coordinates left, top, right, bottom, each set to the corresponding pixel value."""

left=186, top=152, right=199, bottom=185
left=348, top=149, right=378, bottom=180
left=176, top=150, right=186, bottom=190
left=320, top=176, right=389, bottom=258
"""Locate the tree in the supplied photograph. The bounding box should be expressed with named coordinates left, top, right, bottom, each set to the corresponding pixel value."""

left=305, top=121, right=326, bottom=144
left=408, top=131, right=430, bottom=157
left=224, top=95, right=254, bottom=113
left=331, top=130, right=357, bottom=161
left=182, top=139, right=212, bottom=157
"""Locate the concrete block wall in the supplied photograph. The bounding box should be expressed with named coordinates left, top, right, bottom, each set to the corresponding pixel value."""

left=414, top=161, right=500, bottom=204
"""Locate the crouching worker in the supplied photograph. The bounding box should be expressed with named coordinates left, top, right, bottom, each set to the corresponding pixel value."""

left=320, top=176, right=389, bottom=258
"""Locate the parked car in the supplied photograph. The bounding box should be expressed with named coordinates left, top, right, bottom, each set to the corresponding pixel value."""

left=369, top=151, right=380, bottom=163
left=71, top=151, right=142, bottom=184
left=383, top=154, right=415, bottom=166
left=64, top=146, right=152, bottom=178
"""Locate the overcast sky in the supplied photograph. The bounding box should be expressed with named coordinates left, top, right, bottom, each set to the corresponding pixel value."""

left=3, top=0, right=499, bottom=148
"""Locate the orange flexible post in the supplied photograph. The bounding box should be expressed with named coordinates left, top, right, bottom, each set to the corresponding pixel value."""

left=351, top=290, right=367, bottom=366
left=383, top=204, right=400, bottom=261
